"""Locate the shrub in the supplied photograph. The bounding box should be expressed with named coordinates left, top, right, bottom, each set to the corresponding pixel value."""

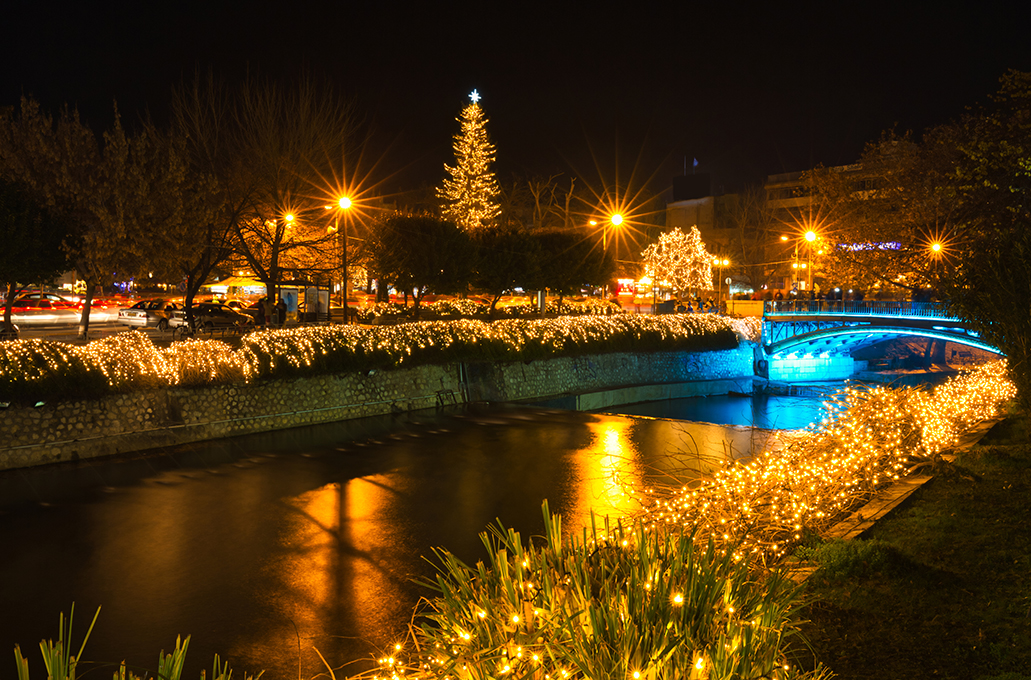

left=365, top=502, right=830, bottom=680
left=0, top=314, right=739, bottom=401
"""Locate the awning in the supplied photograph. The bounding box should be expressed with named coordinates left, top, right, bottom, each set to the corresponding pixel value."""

left=203, top=276, right=266, bottom=289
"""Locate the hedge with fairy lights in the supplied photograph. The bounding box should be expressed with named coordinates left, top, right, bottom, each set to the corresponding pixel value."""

left=0, top=314, right=740, bottom=402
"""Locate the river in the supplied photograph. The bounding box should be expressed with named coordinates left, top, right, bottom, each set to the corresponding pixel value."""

left=0, top=393, right=826, bottom=679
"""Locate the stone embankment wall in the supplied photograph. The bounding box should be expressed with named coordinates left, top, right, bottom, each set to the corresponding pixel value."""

left=0, top=343, right=756, bottom=471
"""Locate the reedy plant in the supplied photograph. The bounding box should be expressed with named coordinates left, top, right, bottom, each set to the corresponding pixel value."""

left=365, top=501, right=828, bottom=680
left=14, top=604, right=100, bottom=680
left=13, top=606, right=261, bottom=680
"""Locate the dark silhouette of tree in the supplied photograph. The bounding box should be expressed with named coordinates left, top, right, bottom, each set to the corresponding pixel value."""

left=533, top=227, right=615, bottom=301
left=222, top=76, right=357, bottom=306
left=368, top=213, right=474, bottom=308
left=0, top=97, right=189, bottom=336
left=0, top=177, right=70, bottom=335
left=473, top=225, right=541, bottom=314
left=939, top=70, right=1031, bottom=412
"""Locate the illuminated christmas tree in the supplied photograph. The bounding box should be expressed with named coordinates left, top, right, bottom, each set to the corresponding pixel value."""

left=641, top=226, right=714, bottom=294
left=438, top=90, right=501, bottom=231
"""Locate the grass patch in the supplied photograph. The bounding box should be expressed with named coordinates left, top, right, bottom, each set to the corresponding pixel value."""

left=792, top=412, right=1031, bottom=679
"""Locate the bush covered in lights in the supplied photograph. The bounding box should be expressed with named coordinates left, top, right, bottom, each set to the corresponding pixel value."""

left=355, top=361, right=1011, bottom=680
left=352, top=297, right=624, bottom=323
left=0, top=314, right=738, bottom=402
left=361, top=502, right=829, bottom=680
left=630, top=360, right=1017, bottom=564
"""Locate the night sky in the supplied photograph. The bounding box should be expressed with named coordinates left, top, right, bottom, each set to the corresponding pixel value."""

left=3, top=1, right=1029, bottom=198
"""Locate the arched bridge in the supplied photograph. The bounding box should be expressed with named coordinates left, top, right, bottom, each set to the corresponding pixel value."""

left=759, top=300, right=1001, bottom=381
left=763, top=300, right=1002, bottom=356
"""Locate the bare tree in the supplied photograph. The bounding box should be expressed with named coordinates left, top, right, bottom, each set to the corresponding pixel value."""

left=723, top=184, right=782, bottom=293
left=227, top=76, right=357, bottom=301
left=170, top=74, right=358, bottom=322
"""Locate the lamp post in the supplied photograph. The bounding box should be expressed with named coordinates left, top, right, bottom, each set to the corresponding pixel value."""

left=604, top=213, right=623, bottom=251
left=598, top=214, right=623, bottom=298
left=713, top=257, right=730, bottom=310
left=782, top=230, right=818, bottom=293
left=804, top=230, right=816, bottom=291
left=326, top=196, right=353, bottom=324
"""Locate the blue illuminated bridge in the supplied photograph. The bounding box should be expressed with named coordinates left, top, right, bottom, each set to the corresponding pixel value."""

left=758, top=300, right=1002, bottom=381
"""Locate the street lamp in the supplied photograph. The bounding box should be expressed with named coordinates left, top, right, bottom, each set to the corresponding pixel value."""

left=783, top=230, right=818, bottom=293
left=804, top=230, right=817, bottom=291
left=326, top=196, right=353, bottom=324
left=603, top=213, right=623, bottom=250
left=713, top=257, right=730, bottom=311
left=598, top=214, right=623, bottom=298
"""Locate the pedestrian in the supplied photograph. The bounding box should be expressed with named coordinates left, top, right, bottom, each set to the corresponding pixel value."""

left=259, top=297, right=272, bottom=327
left=275, top=298, right=287, bottom=327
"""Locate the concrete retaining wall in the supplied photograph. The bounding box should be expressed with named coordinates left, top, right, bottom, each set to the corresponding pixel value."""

left=768, top=354, right=858, bottom=381
left=0, top=343, right=757, bottom=471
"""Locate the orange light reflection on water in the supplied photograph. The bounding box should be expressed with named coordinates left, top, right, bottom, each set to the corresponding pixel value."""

left=568, top=416, right=644, bottom=528
left=232, top=473, right=410, bottom=676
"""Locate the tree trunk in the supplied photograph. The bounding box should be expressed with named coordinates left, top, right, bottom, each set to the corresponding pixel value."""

left=77, top=279, right=97, bottom=339
left=3, top=282, right=17, bottom=336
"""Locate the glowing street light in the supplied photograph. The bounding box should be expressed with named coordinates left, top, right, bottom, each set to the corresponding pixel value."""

left=713, top=257, right=731, bottom=311
left=783, top=229, right=819, bottom=292
left=326, top=196, right=354, bottom=323
left=602, top=213, right=623, bottom=250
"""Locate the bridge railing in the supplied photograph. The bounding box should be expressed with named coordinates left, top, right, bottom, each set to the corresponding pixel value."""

left=763, top=300, right=959, bottom=320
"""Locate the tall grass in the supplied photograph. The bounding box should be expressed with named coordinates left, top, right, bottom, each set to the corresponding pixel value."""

left=13, top=605, right=261, bottom=680
left=359, top=502, right=829, bottom=680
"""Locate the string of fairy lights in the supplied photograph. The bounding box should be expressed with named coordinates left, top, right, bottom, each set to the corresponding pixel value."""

left=626, top=359, right=1016, bottom=564
left=361, top=360, right=1014, bottom=680
left=355, top=297, right=625, bottom=323
left=0, top=313, right=742, bottom=395
left=0, top=313, right=1015, bottom=678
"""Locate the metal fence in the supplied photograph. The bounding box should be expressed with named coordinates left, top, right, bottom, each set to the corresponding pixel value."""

left=763, top=300, right=959, bottom=320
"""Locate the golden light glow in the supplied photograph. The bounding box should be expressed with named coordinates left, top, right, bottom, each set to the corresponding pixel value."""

left=610, top=213, right=623, bottom=226
left=624, top=360, right=1015, bottom=562
left=641, top=226, right=715, bottom=293
left=339, top=196, right=353, bottom=210
left=285, top=213, right=295, bottom=223
left=438, top=98, right=501, bottom=230
left=805, top=230, right=816, bottom=242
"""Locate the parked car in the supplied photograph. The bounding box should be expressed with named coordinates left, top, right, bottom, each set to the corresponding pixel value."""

left=224, top=299, right=265, bottom=324
left=170, top=302, right=255, bottom=330
left=118, top=298, right=183, bottom=331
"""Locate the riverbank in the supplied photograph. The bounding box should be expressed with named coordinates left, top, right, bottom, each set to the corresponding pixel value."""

left=0, top=344, right=755, bottom=471
left=791, top=409, right=1031, bottom=679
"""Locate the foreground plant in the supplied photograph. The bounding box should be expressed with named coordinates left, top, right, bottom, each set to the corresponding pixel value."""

left=13, top=605, right=260, bottom=680
left=361, top=502, right=828, bottom=680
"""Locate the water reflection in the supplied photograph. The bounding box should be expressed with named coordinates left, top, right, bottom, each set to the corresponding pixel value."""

left=0, top=398, right=824, bottom=680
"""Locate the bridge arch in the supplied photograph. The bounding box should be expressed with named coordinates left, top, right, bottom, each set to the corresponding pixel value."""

left=759, top=301, right=1002, bottom=382
left=766, top=325, right=1002, bottom=358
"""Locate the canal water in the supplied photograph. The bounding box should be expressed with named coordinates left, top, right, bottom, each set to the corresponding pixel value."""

left=0, top=394, right=826, bottom=679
